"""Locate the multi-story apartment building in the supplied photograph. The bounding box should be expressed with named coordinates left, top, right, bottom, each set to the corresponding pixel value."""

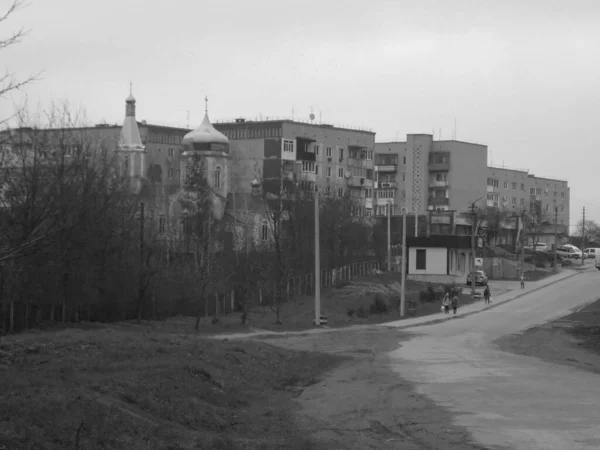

left=374, top=134, right=488, bottom=216
left=213, top=118, right=375, bottom=216
left=485, top=165, right=570, bottom=229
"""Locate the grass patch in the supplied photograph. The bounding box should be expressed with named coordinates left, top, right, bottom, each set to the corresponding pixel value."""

left=0, top=326, right=344, bottom=449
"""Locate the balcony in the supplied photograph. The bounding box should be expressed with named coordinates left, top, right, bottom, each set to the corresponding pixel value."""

left=486, top=185, right=495, bottom=193
left=365, top=198, right=373, bottom=209
left=428, top=152, right=450, bottom=172
left=347, top=176, right=371, bottom=188
left=375, top=164, right=397, bottom=173
left=376, top=197, right=394, bottom=206
left=429, top=180, right=449, bottom=188
left=378, top=181, right=396, bottom=189
left=428, top=197, right=449, bottom=207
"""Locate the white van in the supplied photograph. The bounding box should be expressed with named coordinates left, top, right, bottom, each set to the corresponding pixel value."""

left=583, top=248, right=600, bottom=259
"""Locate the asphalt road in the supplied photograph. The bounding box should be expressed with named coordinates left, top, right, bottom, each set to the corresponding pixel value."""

left=387, top=269, right=600, bottom=450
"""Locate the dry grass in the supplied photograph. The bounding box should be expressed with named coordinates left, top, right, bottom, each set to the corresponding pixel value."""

left=185, top=272, right=477, bottom=334
left=0, top=324, right=345, bottom=449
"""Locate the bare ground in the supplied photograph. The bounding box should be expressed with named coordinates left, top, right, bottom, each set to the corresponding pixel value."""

left=495, top=297, right=600, bottom=375
left=254, top=327, right=493, bottom=450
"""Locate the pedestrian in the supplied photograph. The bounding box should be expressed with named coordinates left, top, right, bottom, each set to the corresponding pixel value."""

left=520, top=273, right=525, bottom=289
left=451, top=293, right=459, bottom=315
left=483, top=285, right=491, bottom=305
left=442, top=292, right=451, bottom=314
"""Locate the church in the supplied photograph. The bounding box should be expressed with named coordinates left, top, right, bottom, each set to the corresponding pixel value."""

left=115, top=90, right=272, bottom=256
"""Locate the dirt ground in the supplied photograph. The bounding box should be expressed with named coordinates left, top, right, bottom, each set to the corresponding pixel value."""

left=254, top=328, right=491, bottom=450
left=496, top=297, right=600, bottom=375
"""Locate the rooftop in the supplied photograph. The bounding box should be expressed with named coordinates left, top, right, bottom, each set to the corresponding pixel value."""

left=213, top=116, right=374, bottom=134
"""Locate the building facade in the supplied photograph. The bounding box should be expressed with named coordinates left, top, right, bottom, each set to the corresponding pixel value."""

left=213, top=118, right=376, bottom=216
left=485, top=165, right=570, bottom=230
left=374, top=135, right=488, bottom=216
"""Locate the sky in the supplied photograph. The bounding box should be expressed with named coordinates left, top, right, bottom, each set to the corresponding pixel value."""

left=2, top=0, right=600, bottom=229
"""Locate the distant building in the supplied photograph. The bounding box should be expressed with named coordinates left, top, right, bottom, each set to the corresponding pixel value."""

left=374, top=135, right=488, bottom=216
left=485, top=165, right=570, bottom=231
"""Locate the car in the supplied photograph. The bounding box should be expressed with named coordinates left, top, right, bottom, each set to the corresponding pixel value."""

left=583, top=248, right=600, bottom=259
left=466, top=270, right=488, bottom=286
left=596, top=253, right=600, bottom=270
left=557, top=245, right=582, bottom=259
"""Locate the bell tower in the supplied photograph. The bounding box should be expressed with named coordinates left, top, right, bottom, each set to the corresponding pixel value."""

left=117, top=83, right=146, bottom=191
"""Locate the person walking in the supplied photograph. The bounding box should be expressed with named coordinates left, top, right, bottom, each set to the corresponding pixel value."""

left=442, top=292, right=451, bottom=314
left=483, top=285, right=491, bottom=305
left=520, top=273, right=525, bottom=289
left=451, top=293, right=459, bottom=316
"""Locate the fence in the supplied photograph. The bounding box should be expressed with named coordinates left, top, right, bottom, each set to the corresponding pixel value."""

left=202, top=260, right=381, bottom=317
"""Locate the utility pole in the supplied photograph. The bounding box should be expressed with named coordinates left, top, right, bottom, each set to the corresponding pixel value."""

left=520, top=208, right=526, bottom=278
left=469, top=200, right=478, bottom=296
left=314, top=189, right=321, bottom=326
left=553, top=201, right=558, bottom=272
left=387, top=201, right=391, bottom=271
left=400, top=207, right=407, bottom=317
left=582, top=206, right=586, bottom=266
left=137, top=201, right=145, bottom=323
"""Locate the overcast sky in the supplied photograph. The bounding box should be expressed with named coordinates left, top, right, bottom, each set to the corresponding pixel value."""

left=2, top=0, right=600, bottom=228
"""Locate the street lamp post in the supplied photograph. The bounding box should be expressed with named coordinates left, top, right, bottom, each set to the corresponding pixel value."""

left=400, top=207, right=407, bottom=317
left=553, top=201, right=559, bottom=272
left=314, top=189, right=321, bottom=326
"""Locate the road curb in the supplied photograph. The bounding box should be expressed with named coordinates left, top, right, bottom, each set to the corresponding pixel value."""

left=384, top=271, right=583, bottom=331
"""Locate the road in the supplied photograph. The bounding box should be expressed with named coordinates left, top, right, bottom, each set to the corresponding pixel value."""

left=387, top=269, right=600, bottom=450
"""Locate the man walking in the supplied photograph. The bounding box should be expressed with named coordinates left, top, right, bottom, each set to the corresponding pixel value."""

left=483, top=285, right=491, bottom=305
left=451, top=293, right=459, bottom=316
left=520, top=273, right=525, bottom=289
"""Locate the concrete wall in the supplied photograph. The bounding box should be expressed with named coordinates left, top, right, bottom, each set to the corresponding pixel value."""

left=408, top=247, right=447, bottom=275
left=434, top=140, right=488, bottom=213
left=448, top=248, right=471, bottom=276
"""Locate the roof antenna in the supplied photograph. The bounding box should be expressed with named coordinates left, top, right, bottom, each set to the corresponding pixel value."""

left=204, top=95, right=208, bottom=114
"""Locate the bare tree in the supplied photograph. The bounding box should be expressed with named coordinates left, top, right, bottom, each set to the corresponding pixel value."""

left=0, top=0, right=42, bottom=124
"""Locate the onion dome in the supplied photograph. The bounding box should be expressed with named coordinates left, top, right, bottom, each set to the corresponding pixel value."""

left=182, top=113, right=229, bottom=153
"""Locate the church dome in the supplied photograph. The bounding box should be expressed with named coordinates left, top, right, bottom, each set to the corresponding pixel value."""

left=182, top=113, right=229, bottom=151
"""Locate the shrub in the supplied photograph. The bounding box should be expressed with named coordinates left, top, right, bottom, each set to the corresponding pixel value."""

left=356, top=305, right=368, bottom=318
left=369, top=294, right=388, bottom=314
left=419, top=286, right=437, bottom=303
left=346, top=308, right=355, bottom=318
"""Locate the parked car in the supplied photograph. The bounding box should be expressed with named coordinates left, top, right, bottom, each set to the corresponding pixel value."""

left=556, top=245, right=582, bottom=259
left=583, top=248, right=600, bottom=259
left=466, top=270, right=488, bottom=286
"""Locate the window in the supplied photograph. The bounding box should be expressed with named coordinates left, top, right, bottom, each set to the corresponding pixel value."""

left=283, top=139, right=294, bottom=153
left=123, top=156, right=129, bottom=171
left=536, top=188, right=542, bottom=196
left=403, top=156, right=406, bottom=164
left=315, top=164, right=319, bottom=175
left=511, top=182, right=517, bottom=190
left=338, top=147, right=344, bottom=160
left=338, top=168, right=344, bottom=178
left=553, top=191, right=557, bottom=198
left=168, top=148, right=174, bottom=158
left=261, top=220, right=268, bottom=241
left=314, top=143, right=320, bottom=155
left=530, top=188, right=535, bottom=195
left=301, top=160, right=316, bottom=172
left=365, top=188, right=372, bottom=198
left=487, top=178, right=499, bottom=188
left=416, top=249, right=427, bottom=270
left=521, top=183, right=525, bottom=191
left=561, top=192, right=565, bottom=199
left=487, top=193, right=494, bottom=201
left=504, top=181, right=508, bottom=189
left=214, top=166, right=221, bottom=189
left=545, top=204, right=549, bottom=212
left=327, top=166, right=332, bottom=177
left=520, top=198, right=525, bottom=206
left=435, top=173, right=447, bottom=182
left=366, top=169, right=373, bottom=180
left=366, top=150, right=373, bottom=160
left=326, top=147, right=332, bottom=158
left=159, top=215, right=166, bottom=233
left=168, top=168, right=175, bottom=180
left=337, top=188, right=344, bottom=197
left=512, top=197, right=516, bottom=205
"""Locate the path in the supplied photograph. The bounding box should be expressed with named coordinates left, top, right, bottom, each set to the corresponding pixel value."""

left=387, top=269, right=600, bottom=449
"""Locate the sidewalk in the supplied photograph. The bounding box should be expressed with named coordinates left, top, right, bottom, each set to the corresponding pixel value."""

left=381, top=269, right=581, bottom=330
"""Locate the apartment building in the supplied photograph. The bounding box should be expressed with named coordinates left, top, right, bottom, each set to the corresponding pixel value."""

left=485, top=165, right=570, bottom=229
left=374, top=134, right=488, bottom=216
left=214, top=118, right=375, bottom=216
